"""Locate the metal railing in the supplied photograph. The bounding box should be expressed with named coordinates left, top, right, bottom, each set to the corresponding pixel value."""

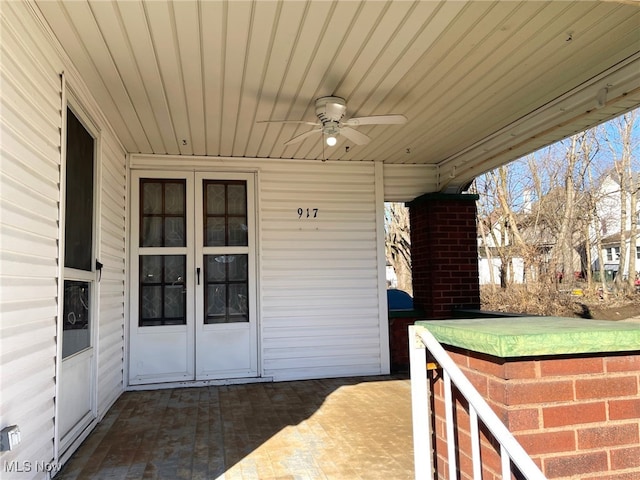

left=409, top=325, right=547, bottom=480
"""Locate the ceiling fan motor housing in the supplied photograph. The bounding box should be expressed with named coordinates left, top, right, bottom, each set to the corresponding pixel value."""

left=316, top=96, right=347, bottom=123
left=276, top=95, right=405, bottom=146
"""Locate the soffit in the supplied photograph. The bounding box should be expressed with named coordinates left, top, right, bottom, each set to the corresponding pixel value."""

left=34, top=0, right=640, bottom=191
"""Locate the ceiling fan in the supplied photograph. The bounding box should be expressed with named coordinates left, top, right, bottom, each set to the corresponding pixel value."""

left=259, top=96, right=407, bottom=147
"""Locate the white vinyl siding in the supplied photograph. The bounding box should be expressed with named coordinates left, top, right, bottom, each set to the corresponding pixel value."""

left=383, top=164, right=438, bottom=202
left=130, top=156, right=387, bottom=382
left=1, top=2, right=127, bottom=475
left=260, top=162, right=382, bottom=381
left=0, top=2, right=64, bottom=476
left=95, top=132, right=127, bottom=416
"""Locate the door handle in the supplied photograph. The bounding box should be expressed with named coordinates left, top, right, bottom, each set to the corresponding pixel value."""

left=196, top=267, right=201, bottom=285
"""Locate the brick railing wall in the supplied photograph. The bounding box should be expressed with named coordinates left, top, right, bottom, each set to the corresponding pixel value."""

left=408, top=193, right=480, bottom=319
left=388, top=314, right=421, bottom=372
left=430, top=347, right=640, bottom=479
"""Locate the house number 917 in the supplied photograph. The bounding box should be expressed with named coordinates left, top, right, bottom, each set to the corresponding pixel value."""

left=298, top=208, right=318, bottom=218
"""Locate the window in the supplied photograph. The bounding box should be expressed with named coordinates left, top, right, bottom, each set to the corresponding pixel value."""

left=140, top=179, right=186, bottom=247
left=138, top=179, right=187, bottom=326
left=64, top=109, right=94, bottom=271
left=204, top=254, right=248, bottom=324
left=62, top=108, right=95, bottom=358
left=139, top=255, right=186, bottom=326
left=607, top=247, right=620, bottom=262
left=203, top=180, right=248, bottom=247
left=203, top=180, right=249, bottom=324
left=62, top=280, right=91, bottom=357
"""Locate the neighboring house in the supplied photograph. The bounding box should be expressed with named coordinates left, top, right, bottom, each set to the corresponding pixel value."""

left=1, top=1, right=638, bottom=478
left=477, top=212, right=525, bottom=285
left=478, top=254, right=525, bottom=286
left=596, top=172, right=627, bottom=237
left=591, top=169, right=640, bottom=280
left=477, top=168, right=640, bottom=287
left=385, top=262, right=398, bottom=289
left=477, top=221, right=555, bottom=286
left=599, top=232, right=640, bottom=281
left=477, top=204, right=579, bottom=286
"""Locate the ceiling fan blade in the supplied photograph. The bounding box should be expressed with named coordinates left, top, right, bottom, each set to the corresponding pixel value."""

left=284, top=128, right=322, bottom=146
left=257, top=120, right=320, bottom=126
left=340, top=127, right=371, bottom=145
left=343, top=114, right=407, bottom=126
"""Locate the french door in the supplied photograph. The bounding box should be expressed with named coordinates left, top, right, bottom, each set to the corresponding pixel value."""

left=129, top=171, right=258, bottom=385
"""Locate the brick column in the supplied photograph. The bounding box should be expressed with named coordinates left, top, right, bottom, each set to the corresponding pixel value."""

left=408, top=193, right=480, bottom=319
left=433, top=348, right=640, bottom=480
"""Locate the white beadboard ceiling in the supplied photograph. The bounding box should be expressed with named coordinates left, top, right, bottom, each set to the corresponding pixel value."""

left=35, top=0, right=640, bottom=192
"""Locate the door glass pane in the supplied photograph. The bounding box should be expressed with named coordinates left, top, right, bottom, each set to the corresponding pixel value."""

left=228, top=255, right=248, bottom=281
left=64, top=108, right=94, bottom=271
left=142, top=183, right=162, bottom=214
left=62, top=280, right=91, bottom=358
left=203, top=180, right=248, bottom=247
left=165, top=286, right=185, bottom=318
left=207, top=284, right=226, bottom=317
left=228, top=217, right=248, bottom=246
left=165, top=217, right=185, bottom=247
left=164, top=255, right=184, bottom=284
left=228, top=284, right=248, bottom=322
left=204, top=254, right=248, bottom=324
left=206, top=255, right=227, bottom=282
left=165, top=183, right=185, bottom=214
left=206, top=217, right=226, bottom=246
left=227, top=184, right=246, bottom=214
left=140, top=179, right=186, bottom=247
left=142, top=217, right=162, bottom=247
left=206, top=184, right=226, bottom=214
left=140, top=255, right=186, bottom=326
left=141, top=286, right=162, bottom=319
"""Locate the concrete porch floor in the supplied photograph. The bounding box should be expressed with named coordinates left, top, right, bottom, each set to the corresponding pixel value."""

left=56, top=375, right=414, bottom=480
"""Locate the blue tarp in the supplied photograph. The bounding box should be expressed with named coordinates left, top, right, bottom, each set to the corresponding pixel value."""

left=387, top=289, right=413, bottom=310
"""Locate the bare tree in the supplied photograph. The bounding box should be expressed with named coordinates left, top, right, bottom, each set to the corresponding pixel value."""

left=580, top=130, right=598, bottom=290
left=475, top=168, right=517, bottom=289
left=623, top=113, right=638, bottom=293
left=628, top=168, right=637, bottom=292
left=554, top=135, right=579, bottom=286
left=384, top=202, right=412, bottom=295
left=495, top=166, right=529, bottom=256
left=478, top=212, right=498, bottom=291
left=614, top=158, right=628, bottom=292
left=474, top=108, right=638, bottom=312
left=585, top=158, right=608, bottom=297
left=469, top=181, right=497, bottom=290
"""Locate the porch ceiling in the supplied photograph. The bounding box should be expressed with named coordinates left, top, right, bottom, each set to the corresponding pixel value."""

left=35, top=0, right=640, bottom=192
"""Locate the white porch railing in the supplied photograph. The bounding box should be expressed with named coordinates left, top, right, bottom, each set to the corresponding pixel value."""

left=409, top=325, right=547, bottom=480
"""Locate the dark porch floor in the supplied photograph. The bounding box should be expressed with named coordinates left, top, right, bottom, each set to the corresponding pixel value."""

left=56, top=375, right=414, bottom=480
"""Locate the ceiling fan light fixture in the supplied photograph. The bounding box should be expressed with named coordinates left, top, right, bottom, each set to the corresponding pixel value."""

left=323, top=120, right=340, bottom=147
left=263, top=96, right=406, bottom=147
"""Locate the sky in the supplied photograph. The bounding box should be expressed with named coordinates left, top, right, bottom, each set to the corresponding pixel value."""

left=474, top=108, right=640, bottom=214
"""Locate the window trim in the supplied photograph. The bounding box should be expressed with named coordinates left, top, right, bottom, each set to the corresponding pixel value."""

left=62, top=104, right=99, bottom=358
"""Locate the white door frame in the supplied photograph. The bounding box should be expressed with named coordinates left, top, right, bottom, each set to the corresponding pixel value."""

left=128, top=170, right=259, bottom=386
left=55, top=87, right=100, bottom=460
